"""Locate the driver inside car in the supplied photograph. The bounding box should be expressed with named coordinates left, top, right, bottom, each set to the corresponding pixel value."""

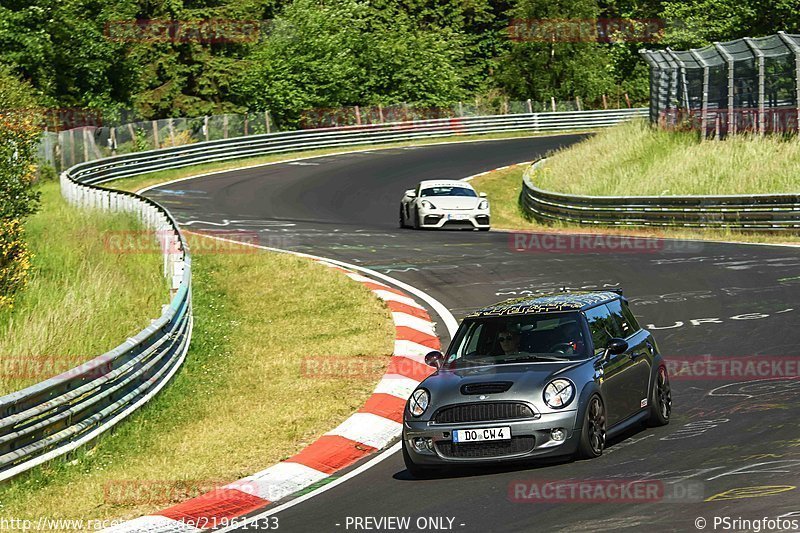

left=497, top=327, right=521, bottom=355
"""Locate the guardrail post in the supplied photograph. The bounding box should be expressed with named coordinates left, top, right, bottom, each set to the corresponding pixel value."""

left=778, top=31, right=800, bottom=133
left=744, top=37, right=766, bottom=134
left=526, top=99, right=533, bottom=114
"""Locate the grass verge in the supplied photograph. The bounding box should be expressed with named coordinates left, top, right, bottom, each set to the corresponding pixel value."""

left=470, top=123, right=800, bottom=245
left=0, top=234, right=394, bottom=523
left=533, top=119, right=800, bottom=196
left=103, top=130, right=587, bottom=193
left=0, top=182, right=167, bottom=395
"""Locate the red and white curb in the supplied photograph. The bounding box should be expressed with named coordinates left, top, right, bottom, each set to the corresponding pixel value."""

left=105, top=259, right=440, bottom=532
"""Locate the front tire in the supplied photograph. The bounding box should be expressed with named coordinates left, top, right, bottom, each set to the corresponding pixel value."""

left=478, top=227, right=490, bottom=232
left=647, top=366, right=671, bottom=427
left=413, top=210, right=421, bottom=230
left=399, top=206, right=406, bottom=228
left=402, top=438, right=439, bottom=479
left=576, top=395, right=606, bottom=459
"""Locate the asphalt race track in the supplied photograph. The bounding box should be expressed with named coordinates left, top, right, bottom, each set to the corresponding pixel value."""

left=145, top=136, right=800, bottom=532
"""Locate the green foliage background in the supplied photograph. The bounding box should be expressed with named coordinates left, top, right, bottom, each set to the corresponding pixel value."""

left=1, top=0, right=795, bottom=123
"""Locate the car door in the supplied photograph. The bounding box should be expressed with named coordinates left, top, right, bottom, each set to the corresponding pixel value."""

left=584, top=303, right=640, bottom=426
left=606, top=299, right=652, bottom=416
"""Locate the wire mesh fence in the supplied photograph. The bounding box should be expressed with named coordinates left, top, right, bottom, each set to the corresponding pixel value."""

left=37, top=97, right=637, bottom=172
left=641, top=32, right=800, bottom=137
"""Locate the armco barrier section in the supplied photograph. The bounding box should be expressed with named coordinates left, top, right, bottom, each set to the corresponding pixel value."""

left=68, top=109, right=647, bottom=185
left=0, top=173, right=192, bottom=481
left=522, top=159, right=800, bottom=231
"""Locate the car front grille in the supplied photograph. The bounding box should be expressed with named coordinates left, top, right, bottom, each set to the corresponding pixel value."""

left=433, top=402, right=535, bottom=424
left=435, top=436, right=535, bottom=459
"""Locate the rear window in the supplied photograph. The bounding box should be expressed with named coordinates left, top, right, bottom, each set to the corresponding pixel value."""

left=420, top=186, right=476, bottom=197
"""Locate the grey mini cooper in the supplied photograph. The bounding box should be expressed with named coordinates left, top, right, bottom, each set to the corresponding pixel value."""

left=402, top=290, right=671, bottom=478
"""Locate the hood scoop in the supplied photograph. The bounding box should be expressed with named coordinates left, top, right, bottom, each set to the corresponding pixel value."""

left=461, top=381, right=513, bottom=395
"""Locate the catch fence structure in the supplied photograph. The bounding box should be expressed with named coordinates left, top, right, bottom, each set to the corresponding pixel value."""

left=641, top=32, right=800, bottom=136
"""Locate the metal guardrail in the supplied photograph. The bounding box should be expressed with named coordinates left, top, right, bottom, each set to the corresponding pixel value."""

left=0, top=108, right=642, bottom=482
left=68, top=108, right=647, bottom=185
left=0, top=172, right=192, bottom=481
left=522, top=159, right=800, bottom=231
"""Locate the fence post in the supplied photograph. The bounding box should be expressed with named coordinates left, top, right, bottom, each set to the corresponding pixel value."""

left=110, top=127, right=117, bottom=156
left=666, top=48, right=691, bottom=113
left=690, top=49, right=710, bottom=139
left=265, top=110, right=271, bottom=134
left=550, top=97, right=556, bottom=112
left=602, top=95, right=608, bottom=109
left=244, top=114, right=249, bottom=136
left=203, top=115, right=209, bottom=141
left=714, top=42, right=736, bottom=135
left=355, top=105, right=361, bottom=125
left=744, top=37, right=765, bottom=135
left=526, top=99, right=533, bottom=114
left=223, top=114, right=229, bottom=139
left=82, top=128, right=89, bottom=162
left=68, top=129, right=75, bottom=166
left=168, top=118, right=175, bottom=146
left=778, top=31, right=800, bottom=133
left=152, top=120, right=159, bottom=148
left=127, top=123, right=136, bottom=147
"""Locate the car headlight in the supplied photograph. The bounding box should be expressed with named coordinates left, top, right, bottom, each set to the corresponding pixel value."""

left=543, top=379, right=575, bottom=409
left=478, top=200, right=489, bottom=210
left=420, top=200, right=437, bottom=210
left=408, top=389, right=430, bottom=417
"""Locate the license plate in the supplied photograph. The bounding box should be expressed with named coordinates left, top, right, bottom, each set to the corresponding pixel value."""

left=448, top=213, right=469, bottom=220
left=452, top=426, right=511, bottom=443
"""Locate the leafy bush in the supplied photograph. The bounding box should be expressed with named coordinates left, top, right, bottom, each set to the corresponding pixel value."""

left=0, top=219, right=32, bottom=310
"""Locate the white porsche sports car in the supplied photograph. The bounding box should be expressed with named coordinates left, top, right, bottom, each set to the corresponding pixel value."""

left=399, top=180, right=490, bottom=230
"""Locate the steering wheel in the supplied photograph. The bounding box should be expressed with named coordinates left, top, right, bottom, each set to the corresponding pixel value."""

left=548, top=342, right=576, bottom=354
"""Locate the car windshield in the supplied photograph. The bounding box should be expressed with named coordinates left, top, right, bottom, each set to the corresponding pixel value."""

left=420, top=186, right=477, bottom=197
left=444, top=312, right=589, bottom=369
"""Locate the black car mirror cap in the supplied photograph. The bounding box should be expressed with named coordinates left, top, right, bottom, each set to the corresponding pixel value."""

left=425, top=350, right=444, bottom=369
left=605, top=338, right=629, bottom=357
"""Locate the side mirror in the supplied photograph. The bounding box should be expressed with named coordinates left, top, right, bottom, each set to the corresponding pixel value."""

left=405, top=189, right=417, bottom=198
left=605, top=338, right=628, bottom=357
left=425, top=350, right=444, bottom=369
left=479, top=192, right=487, bottom=198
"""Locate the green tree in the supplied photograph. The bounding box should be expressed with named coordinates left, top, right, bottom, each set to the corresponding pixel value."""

left=495, top=0, right=616, bottom=106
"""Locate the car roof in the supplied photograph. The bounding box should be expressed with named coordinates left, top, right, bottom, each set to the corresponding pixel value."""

left=418, top=180, right=474, bottom=189
left=466, top=291, right=623, bottom=317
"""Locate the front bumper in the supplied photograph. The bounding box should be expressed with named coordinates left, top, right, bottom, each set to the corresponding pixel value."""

left=403, top=410, right=580, bottom=466
left=418, top=209, right=490, bottom=229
